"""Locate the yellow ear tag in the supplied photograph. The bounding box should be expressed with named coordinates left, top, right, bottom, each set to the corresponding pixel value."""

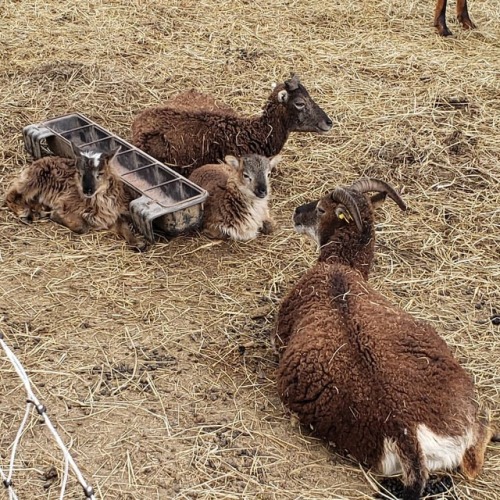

left=338, top=213, right=349, bottom=223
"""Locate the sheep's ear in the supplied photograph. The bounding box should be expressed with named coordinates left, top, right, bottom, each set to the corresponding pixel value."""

left=335, top=205, right=352, bottom=223
left=101, top=146, right=122, bottom=164
left=370, top=192, right=387, bottom=209
left=269, top=155, right=282, bottom=171
left=277, top=90, right=289, bottom=103
left=224, top=155, right=240, bottom=170
left=70, top=142, right=81, bottom=158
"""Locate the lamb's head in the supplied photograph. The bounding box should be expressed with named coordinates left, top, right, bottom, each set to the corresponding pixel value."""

left=294, top=178, right=406, bottom=274
left=225, top=154, right=282, bottom=199
left=71, top=142, right=120, bottom=198
left=274, top=75, right=333, bottom=134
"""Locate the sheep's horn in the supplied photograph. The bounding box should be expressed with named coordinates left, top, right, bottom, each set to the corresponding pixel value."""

left=350, top=178, right=407, bottom=211
left=331, top=188, right=363, bottom=232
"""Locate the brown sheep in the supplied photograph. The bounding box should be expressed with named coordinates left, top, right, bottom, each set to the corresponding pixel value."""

left=273, top=178, right=498, bottom=499
left=189, top=154, right=281, bottom=241
left=131, top=75, right=332, bottom=176
left=434, top=0, right=475, bottom=36
left=5, top=143, right=146, bottom=250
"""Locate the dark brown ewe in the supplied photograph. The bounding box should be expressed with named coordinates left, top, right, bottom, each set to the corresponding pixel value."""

left=434, top=0, right=475, bottom=36
left=5, top=143, right=146, bottom=250
left=131, top=75, right=332, bottom=176
left=273, top=178, right=497, bottom=499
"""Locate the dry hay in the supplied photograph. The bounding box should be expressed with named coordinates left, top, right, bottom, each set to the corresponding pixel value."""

left=0, top=0, right=499, bottom=499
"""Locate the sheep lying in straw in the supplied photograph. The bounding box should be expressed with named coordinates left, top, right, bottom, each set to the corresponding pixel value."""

left=434, top=0, right=475, bottom=36
left=190, top=154, right=281, bottom=241
left=5, top=143, right=146, bottom=250
left=131, top=75, right=332, bottom=176
left=273, top=178, right=498, bottom=499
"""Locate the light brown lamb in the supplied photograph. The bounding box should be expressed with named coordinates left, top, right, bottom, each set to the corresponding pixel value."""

left=5, top=144, right=146, bottom=250
left=131, top=75, right=332, bottom=176
left=274, top=178, right=498, bottom=500
left=189, top=154, right=281, bottom=241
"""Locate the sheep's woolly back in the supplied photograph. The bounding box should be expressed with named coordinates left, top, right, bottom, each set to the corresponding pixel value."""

left=275, top=260, right=478, bottom=469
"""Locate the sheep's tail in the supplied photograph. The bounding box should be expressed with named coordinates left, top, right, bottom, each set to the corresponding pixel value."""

left=396, top=433, right=428, bottom=500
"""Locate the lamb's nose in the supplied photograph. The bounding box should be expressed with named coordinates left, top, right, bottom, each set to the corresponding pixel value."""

left=325, top=117, right=333, bottom=127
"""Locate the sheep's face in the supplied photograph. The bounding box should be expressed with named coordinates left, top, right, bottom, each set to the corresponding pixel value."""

left=293, top=194, right=355, bottom=247
left=276, top=76, right=333, bottom=134
left=225, top=154, right=281, bottom=199
left=73, top=145, right=120, bottom=198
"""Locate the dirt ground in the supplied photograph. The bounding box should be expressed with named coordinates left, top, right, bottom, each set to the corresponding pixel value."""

left=0, top=1, right=499, bottom=499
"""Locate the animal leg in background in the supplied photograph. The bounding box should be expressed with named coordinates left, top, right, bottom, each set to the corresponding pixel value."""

left=456, top=0, right=475, bottom=30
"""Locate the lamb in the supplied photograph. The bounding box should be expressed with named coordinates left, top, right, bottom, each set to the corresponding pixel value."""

left=5, top=143, right=146, bottom=250
left=273, top=178, right=498, bottom=499
left=189, top=154, right=281, bottom=241
left=131, top=75, right=332, bottom=176
left=434, top=0, right=475, bottom=36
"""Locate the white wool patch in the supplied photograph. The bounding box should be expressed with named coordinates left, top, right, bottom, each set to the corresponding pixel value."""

left=295, top=223, right=320, bottom=246
left=220, top=197, right=269, bottom=241
left=379, top=424, right=473, bottom=475
left=81, top=150, right=102, bottom=167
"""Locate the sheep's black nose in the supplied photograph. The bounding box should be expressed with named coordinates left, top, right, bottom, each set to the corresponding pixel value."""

left=325, top=117, right=333, bottom=127
left=256, top=188, right=267, bottom=198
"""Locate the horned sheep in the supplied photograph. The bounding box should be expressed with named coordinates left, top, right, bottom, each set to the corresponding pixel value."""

left=5, top=143, right=146, bottom=251
left=131, top=75, right=332, bottom=176
left=189, top=154, right=281, bottom=241
left=273, top=178, right=498, bottom=499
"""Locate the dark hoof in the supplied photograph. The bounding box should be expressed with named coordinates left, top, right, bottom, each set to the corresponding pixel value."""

left=20, top=215, right=33, bottom=224
left=132, top=240, right=150, bottom=252
left=437, top=26, right=453, bottom=37
left=462, top=21, right=476, bottom=30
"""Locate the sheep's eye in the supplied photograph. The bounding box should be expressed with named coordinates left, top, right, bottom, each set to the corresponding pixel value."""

left=243, top=173, right=251, bottom=180
left=316, top=206, right=326, bottom=215
left=294, top=101, right=306, bottom=110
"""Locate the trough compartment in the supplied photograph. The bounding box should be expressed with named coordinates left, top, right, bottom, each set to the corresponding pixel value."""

left=23, top=113, right=208, bottom=242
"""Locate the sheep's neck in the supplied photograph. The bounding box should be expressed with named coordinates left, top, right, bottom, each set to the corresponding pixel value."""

left=318, top=227, right=375, bottom=280
left=253, top=100, right=290, bottom=157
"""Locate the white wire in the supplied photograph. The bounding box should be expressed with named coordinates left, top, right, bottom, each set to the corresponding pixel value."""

left=0, top=463, right=19, bottom=500
left=0, top=333, right=96, bottom=499
left=8, top=404, right=31, bottom=482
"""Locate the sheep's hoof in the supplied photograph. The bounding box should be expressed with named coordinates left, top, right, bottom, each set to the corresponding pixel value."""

left=261, top=220, right=276, bottom=235
left=435, top=23, right=453, bottom=36
left=459, top=17, right=476, bottom=30
left=20, top=215, right=33, bottom=224
left=132, top=239, right=150, bottom=252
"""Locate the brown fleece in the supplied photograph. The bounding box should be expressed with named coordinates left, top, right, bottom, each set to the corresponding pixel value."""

left=131, top=77, right=331, bottom=176
left=5, top=155, right=145, bottom=250
left=275, top=188, right=494, bottom=499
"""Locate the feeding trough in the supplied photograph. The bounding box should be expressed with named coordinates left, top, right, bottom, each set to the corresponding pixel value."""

left=23, top=113, right=208, bottom=242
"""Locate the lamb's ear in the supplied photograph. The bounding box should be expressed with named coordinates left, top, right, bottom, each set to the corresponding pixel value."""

left=370, top=192, right=387, bottom=209
left=224, top=155, right=240, bottom=170
left=335, top=205, right=352, bottom=223
left=277, top=90, right=289, bottom=103
left=269, top=155, right=282, bottom=171
left=100, top=146, right=122, bottom=165
left=70, top=142, right=82, bottom=158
